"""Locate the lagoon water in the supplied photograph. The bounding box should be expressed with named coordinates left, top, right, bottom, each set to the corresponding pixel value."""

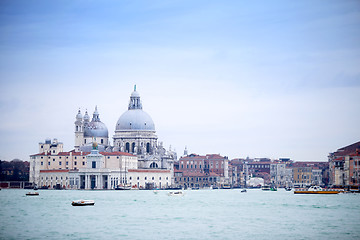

left=0, top=189, right=359, bottom=240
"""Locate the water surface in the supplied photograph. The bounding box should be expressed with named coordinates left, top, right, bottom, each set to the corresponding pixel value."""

left=0, top=189, right=359, bottom=239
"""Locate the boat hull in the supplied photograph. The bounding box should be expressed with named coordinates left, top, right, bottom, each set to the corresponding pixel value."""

left=294, top=191, right=340, bottom=194
left=26, top=192, right=39, bottom=196
left=72, top=202, right=95, bottom=206
left=72, top=200, right=95, bottom=206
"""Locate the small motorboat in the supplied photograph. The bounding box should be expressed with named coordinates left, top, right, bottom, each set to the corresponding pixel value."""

left=168, top=191, right=184, bottom=196
left=71, top=200, right=95, bottom=206
left=115, top=185, right=131, bottom=190
left=241, top=189, right=247, bottom=193
left=294, top=186, right=340, bottom=194
left=26, top=192, right=39, bottom=196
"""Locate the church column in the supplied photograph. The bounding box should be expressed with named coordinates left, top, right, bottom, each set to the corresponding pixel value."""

left=85, top=175, right=88, bottom=189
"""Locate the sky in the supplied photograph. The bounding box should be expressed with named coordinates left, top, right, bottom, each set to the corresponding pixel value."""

left=0, top=0, right=359, bottom=162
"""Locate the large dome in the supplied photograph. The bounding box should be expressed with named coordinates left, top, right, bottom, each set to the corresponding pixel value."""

left=84, top=121, right=109, bottom=137
left=116, top=109, right=155, bottom=131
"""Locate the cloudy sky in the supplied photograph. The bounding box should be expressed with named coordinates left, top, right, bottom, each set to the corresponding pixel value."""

left=0, top=0, right=359, bottom=162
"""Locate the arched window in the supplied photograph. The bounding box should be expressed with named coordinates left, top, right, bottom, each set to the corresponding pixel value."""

left=150, top=162, right=158, bottom=168
left=125, top=142, right=130, bottom=152
left=146, top=143, right=150, bottom=153
left=76, top=126, right=78, bottom=131
left=131, top=142, right=135, bottom=153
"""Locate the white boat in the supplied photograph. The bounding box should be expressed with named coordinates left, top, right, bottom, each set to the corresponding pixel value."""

left=168, top=191, right=184, bottom=196
left=294, top=186, right=341, bottom=194
left=115, top=185, right=131, bottom=190
left=26, top=192, right=39, bottom=196
left=71, top=200, right=95, bottom=206
left=262, top=185, right=271, bottom=191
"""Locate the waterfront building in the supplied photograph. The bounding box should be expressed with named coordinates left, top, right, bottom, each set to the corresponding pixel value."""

left=329, top=141, right=360, bottom=188
left=29, top=87, right=175, bottom=189
left=174, top=153, right=229, bottom=188
left=270, top=162, right=288, bottom=187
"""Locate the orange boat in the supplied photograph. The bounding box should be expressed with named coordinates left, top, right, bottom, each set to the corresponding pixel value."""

left=294, top=186, right=341, bottom=194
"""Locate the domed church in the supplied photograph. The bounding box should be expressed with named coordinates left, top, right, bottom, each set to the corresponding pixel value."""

left=74, top=106, right=110, bottom=152
left=74, top=86, right=176, bottom=170
left=113, top=86, right=176, bottom=170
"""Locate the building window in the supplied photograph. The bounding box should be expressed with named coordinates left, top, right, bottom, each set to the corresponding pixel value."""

left=66, top=161, right=68, bottom=165
left=131, top=142, right=135, bottom=153
left=150, top=162, right=158, bottom=168
left=41, top=157, right=43, bottom=159
left=48, top=162, right=50, bottom=165
left=159, top=177, right=161, bottom=180
left=137, top=177, right=139, bottom=180
left=75, top=157, right=77, bottom=159
left=145, top=177, right=147, bottom=180
left=41, top=162, right=43, bottom=165
left=82, top=162, right=85, bottom=166
left=74, top=162, right=77, bottom=165
left=53, top=159, right=55, bottom=161
left=59, top=162, right=62, bottom=165
left=101, top=139, right=104, bottom=144
left=146, top=143, right=150, bottom=153
left=84, top=139, right=87, bottom=144
left=92, top=161, right=96, bottom=168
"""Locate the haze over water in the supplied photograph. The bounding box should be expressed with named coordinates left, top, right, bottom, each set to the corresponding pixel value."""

left=1, top=189, right=359, bottom=239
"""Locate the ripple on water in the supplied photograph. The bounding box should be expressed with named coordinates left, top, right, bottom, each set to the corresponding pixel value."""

left=0, top=189, right=359, bottom=239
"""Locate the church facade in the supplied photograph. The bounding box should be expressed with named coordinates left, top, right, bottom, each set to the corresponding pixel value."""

left=29, top=87, right=176, bottom=189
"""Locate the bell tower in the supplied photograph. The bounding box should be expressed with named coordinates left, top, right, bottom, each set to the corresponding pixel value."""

left=74, top=109, right=84, bottom=152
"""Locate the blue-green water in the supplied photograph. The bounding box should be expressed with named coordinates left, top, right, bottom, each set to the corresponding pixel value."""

left=0, top=189, right=359, bottom=240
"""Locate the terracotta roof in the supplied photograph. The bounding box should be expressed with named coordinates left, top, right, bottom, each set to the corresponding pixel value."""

left=248, top=162, right=271, bottom=165
left=31, top=151, right=135, bottom=157
left=128, top=169, right=170, bottom=173
left=100, top=151, right=135, bottom=157
left=40, top=169, right=69, bottom=173
left=332, top=141, right=360, bottom=157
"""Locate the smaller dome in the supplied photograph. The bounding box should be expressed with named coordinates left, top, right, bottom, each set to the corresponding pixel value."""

left=131, top=91, right=140, bottom=97
left=84, top=121, right=108, bottom=137
left=76, top=110, right=82, bottom=120
left=83, top=111, right=90, bottom=122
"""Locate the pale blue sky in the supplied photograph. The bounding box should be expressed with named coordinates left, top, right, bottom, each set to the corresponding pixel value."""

left=0, top=0, right=359, bottom=161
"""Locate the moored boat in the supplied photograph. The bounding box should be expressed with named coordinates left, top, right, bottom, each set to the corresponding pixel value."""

left=71, top=200, right=95, bottom=206
left=115, top=185, right=131, bottom=190
left=168, top=191, right=184, bottom=196
left=26, top=192, right=39, bottom=196
left=262, top=185, right=271, bottom=191
left=294, top=186, right=341, bottom=194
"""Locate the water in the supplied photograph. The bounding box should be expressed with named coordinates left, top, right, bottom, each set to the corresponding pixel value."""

left=0, top=189, right=359, bottom=240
